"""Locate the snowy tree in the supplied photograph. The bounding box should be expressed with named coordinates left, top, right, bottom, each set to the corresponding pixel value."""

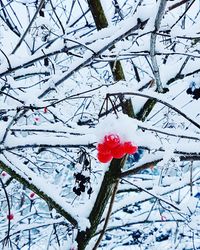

left=0, top=0, right=200, bottom=249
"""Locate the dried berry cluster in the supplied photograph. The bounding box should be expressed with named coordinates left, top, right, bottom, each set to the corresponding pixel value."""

left=73, top=149, right=92, bottom=197
left=186, top=86, right=200, bottom=100
left=73, top=173, right=92, bottom=196
left=97, top=134, right=138, bottom=163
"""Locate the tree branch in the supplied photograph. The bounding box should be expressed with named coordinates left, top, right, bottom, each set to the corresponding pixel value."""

left=0, top=158, right=78, bottom=227
left=150, top=0, right=167, bottom=93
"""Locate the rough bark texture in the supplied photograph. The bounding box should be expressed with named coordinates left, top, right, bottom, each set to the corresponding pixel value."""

left=76, top=157, right=126, bottom=250
left=136, top=99, right=157, bottom=121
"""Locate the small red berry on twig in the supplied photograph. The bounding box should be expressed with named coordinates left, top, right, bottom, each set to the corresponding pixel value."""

left=1, top=171, right=6, bottom=177
left=7, top=214, right=14, bottom=220
left=30, top=192, right=35, bottom=199
left=44, top=107, right=48, bottom=113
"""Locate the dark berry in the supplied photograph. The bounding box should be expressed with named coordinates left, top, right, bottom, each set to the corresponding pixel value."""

left=74, top=173, right=84, bottom=181
left=87, top=187, right=93, bottom=195
left=186, top=87, right=193, bottom=95
left=73, top=187, right=81, bottom=196
left=84, top=159, right=90, bottom=167
left=194, top=192, right=200, bottom=198
left=123, top=207, right=134, bottom=214
left=193, top=88, right=200, bottom=100
left=193, top=95, right=199, bottom=100
left=81, top=176, right=90, bottom=184
left=2, top=116, right=8, bottom=122
left=133, top=152, right=140, bottom=162
left=132, top=230, right=142, bottom=239
left=105, top=235, right=112, bottom=240
left=79, top=182, right=85, bottom=192
left=156, top=234, right=169, bottom=242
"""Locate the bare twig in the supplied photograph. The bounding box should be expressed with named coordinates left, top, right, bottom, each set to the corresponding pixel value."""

left=12, top=0, right=46, bottom=54
left=150, top=0, right=167, bottom=92
left=108, top=92, right=200, bottom=130
left=92, top=180, right=120, bottom=250
left=121, top=178, right=180, bottom=211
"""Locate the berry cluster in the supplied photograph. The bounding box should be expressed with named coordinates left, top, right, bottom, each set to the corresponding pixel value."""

left=97, top=134, right=138, bottom=163
left=186, top=85, right=200, bottom=100
left=1, top=116, right=8, bottom=122
left=72, top=149, right=92, bottom=197
left=73, top=173, right=92, bottom=196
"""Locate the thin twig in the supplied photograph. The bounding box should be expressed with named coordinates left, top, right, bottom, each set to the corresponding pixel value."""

left=0, top=178, right=11, bottom=245
left=150, top=0, right=167, bottom=93
left=108, top=92, right=200, bottom=130
left=12, top=0, right=46, bottom=54
left=121, top=178, right=180, bottom=211
left=92, top=179, right=120, bottom=250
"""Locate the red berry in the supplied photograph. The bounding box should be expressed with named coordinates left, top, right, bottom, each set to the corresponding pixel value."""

left=103, top=134, right=121, bottom=149
left=97, top=143, right=111, bottom=153
left=44, top=107, right=48, bottom=113
left=150, top=164, right=154, bottom=170
left=97, top=152, right=113, bottom=163
left=30, top=192, right=35, bottom=199
left=111, top=144, right=126, bottom=159
left=7, top=214, right=14, bottom=220
left=2, top=172, right=6, bottom=177
left=123, top=142, right=138, bottom=154
left=161, top=215, right=167, bottom=221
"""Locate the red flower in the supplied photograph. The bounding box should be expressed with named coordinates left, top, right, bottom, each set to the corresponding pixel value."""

left=123, top=141, right=138, bottom=154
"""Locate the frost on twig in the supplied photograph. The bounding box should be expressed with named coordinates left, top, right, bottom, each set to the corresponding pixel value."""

left=150, top=0, right=167, bottom=93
